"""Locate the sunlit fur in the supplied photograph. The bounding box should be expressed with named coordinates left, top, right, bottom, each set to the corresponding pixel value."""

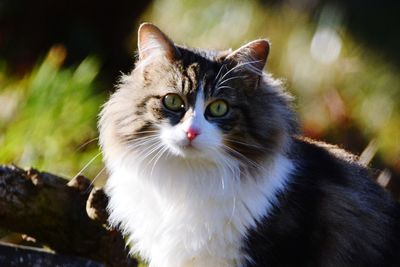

left=99, top=25, right=297, bottom=266
left=99, top=24, right=400, bottom=267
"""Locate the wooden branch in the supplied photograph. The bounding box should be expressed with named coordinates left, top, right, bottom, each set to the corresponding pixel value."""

left=0, top=242, right=104, bottom=267
left=0, top=165, right=137, bottom=267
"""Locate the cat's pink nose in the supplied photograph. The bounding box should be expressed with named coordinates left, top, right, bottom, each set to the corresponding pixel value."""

left=186, top=128, right=200, bottom=141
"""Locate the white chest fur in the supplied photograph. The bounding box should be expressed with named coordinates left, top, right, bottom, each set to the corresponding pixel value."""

left=105, top=154, right=294, bottom=267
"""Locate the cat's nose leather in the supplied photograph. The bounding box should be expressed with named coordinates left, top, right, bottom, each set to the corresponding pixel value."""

left=187, top=128, right=200, bottom=141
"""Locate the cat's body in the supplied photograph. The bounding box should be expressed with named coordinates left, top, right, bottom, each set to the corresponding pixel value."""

left=99, top=23, right=400, bottom=267
left=245, top=138, right=400, bottom=267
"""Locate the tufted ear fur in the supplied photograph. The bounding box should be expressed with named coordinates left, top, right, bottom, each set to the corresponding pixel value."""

left=138, top=23, right=180, bottom=61
left=226, top=39, right=270, bottom=74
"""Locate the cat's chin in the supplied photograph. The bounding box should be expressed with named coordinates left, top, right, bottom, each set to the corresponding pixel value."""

left=167, top=143, right=213, bottom=160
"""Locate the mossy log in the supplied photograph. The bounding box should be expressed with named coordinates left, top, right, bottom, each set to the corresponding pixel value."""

left=0, top=165, right=137, bottom=267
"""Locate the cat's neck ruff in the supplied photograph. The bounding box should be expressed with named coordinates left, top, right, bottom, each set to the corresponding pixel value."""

left=105, top=152, right=294, bottom=267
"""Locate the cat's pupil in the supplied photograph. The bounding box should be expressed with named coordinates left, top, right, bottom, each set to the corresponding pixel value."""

left=163, top=93, right=184, bottom=112
left=207, top=100, right=228, bottom=117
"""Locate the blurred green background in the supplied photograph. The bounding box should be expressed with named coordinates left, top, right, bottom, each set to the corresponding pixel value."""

left=0, top=0, right=399, bottom=191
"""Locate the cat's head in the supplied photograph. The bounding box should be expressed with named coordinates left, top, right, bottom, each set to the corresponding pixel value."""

left=99, top=23, right=297, bottom=172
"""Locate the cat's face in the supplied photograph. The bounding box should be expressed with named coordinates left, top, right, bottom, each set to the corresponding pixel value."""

left=99, top=23, right=296, bottom=170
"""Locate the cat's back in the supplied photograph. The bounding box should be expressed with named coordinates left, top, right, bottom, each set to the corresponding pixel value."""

left=243, top=137, right=400, bottom=267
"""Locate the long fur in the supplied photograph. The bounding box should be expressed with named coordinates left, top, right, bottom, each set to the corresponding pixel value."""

left=105, top=150, right=294, bottom=267
left=99, top=24, right=400, bottom=267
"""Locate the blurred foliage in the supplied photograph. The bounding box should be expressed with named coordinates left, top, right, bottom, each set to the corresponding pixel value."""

left=0, top=46, right=104, bottom=179
left=141, top=0, right=400, bottom=169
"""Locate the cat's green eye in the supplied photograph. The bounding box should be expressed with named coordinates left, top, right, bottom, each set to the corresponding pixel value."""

left=207, top=100, right=229, bottom=117
left=163, top=93, right=185, bottom=112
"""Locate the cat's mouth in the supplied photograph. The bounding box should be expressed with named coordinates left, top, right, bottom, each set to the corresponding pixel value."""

left=177, top=142, right=199, bottom=152
left=182, top=145, right=200, bottom=154
left=168, top=141, right=207, bottom=158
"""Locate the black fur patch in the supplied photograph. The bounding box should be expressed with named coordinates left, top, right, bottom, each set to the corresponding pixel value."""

left=242, top=137, right=400, bottom=267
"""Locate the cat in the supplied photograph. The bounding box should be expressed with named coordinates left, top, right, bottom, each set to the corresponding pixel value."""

left=98, top=23, right=400, bottom=267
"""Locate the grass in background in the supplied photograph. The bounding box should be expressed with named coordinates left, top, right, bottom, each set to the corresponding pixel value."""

left=0, top=45, right=105, bottom=179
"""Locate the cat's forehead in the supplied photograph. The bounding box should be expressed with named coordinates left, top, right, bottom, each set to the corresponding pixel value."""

left=141, top=46, right=238, bottom=104
left=175, top=47, right=230, bottom=96
left=178, top=47, right=225, bottom=77
left=178, top=46, right=229, bottom=65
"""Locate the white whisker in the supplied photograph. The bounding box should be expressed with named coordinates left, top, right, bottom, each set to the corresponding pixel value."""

left=228, top=195, right=236, bottom=225
left=222, top=145, right=264, bottom=171
left=72, top=152, right=102, bottom=180
left=75, top=137, right=99, bottom=152
left=133, top=130, right=159, bottom=135
left=147, top=143, right=165, bottom=167
left=224, top=138, right=265, bottom=150
left=216, top=60, right=262, bottom=88
left=129, top=136, right=160, bottom=150
left=218, top=75, right=247, bottom=87
left=127, top=133, right=160, bottom=142
left=215, top=85, right=237, bottom=91
left=137, top=142, right=163, bottom=161
left=150, top=146, right=169, bottom=177
left=221, top=169, right=225, bottom=190
left=84, top=166, right=107, bottom=194
left=214, top=64, right=227, bottom=85
left=92, top=166, right=106, bottom=184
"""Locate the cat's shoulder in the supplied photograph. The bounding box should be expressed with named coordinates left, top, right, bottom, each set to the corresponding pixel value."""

left=287, top=135, right=375, bottom=188
left=243, top=136, right=400, bottom=266
left=291, top=136, right=360, bottom=164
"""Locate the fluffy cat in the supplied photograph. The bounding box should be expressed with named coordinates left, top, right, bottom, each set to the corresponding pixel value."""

left=99, top=23, right=400, bottom=267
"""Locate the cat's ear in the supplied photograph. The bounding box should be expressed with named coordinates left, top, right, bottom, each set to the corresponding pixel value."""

left=226, top=39, right=270, bottom=74
left=138, top=23, right=180, bottom=60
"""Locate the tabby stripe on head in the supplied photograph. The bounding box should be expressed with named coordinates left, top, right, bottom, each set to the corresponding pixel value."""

left=137, top=94, right=162, bottom=109
left=121, top=121, right=155, bottom=144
